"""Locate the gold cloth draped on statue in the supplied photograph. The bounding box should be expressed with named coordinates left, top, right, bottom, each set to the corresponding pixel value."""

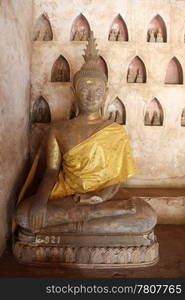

left=18, top=122, right=136, bottom=204
left=51, top=122, right=136, bottom=198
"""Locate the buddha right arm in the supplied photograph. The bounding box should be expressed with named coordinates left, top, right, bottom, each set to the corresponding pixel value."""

left=35, top=128, right=62, bottom=203
left=29, top=128, right=61, bottom=231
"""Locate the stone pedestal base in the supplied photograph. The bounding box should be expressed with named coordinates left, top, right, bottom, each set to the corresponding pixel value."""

left=13, top=229, right=159, bottom=268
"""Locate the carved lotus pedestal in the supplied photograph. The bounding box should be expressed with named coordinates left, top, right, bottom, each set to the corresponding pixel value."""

left=13, top=199, right=159, bottom=268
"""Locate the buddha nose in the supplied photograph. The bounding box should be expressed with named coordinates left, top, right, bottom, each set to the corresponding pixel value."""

left=87, top=90, right=93, bottom=101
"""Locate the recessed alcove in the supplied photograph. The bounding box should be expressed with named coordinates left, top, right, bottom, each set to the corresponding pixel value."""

left=127, top=56, right=146, bottom=83
left=144, top=98, right=163, bottom=126
left=107, top=97, right=126, bottom=124
left=147, top=15, right=167, bottom=43
left=181, top=108, right=185, bottom=126
left=97, top=56, right=108, bottom=79
left=31, top=96, right=51, bottom=123
left=33, top=14, right=53, bottom=41
left=70, top=13, right=90, bottom=41
left=165, top=57, right=183, bottom=84
left=51, top=55, right=70, bottom=82
left=108, top=14, right=128, bottom=41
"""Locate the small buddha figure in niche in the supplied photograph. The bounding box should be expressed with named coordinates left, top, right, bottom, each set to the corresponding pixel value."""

left=34, top=15, right=53, bottom=41
left=109, top=29, right=115, bottom=41
left=156, top=29, right=163, bottom=43
left=73, top=30, right=81, bottom=41
left=127, top=69, right=137, bottom=83
left=109, top=29, right=118, bottom=41
left=32, top=96, right=51, bottom=124
left=73, top=26, right=88, bottom=41
left=59, top=68, right=66, bottom=82
left=144, top=110, right=162, bottom=126
left=152, top=111, right=161, bottom=126
left=51, top=58, right=70, bottom=82
left=81, top=29, right=88, bottom=41
left=148, top=29, right=156, bottom=43
left=35, top=27, right=51, bottom=41
left=117, top=30, right=125, bottom=41
left=127, top=67, right=143, bottom=83
left=144, top=111, right=151, bottom=126
left=107, top=98, right=126, bottom=125
left=109, top=24, right=125, bottom=41
left=53, top=67, right=66, bottom=82
left=136, top=69, right=143, bottom=83
left=15, top=31, right=137, bottom=232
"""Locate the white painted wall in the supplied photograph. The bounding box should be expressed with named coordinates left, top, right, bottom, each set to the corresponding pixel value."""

left=0, top=0, right=33, bottom=255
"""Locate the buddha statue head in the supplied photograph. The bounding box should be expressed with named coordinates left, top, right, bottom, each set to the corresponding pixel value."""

left=73, top=31, right=108, bottom=114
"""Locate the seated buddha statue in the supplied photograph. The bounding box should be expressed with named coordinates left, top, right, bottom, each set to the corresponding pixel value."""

left=14, top=31, right=158, bottom=267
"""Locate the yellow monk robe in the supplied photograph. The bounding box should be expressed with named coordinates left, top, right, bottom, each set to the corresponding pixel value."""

left=50, top=122, right=136, bottom=198
left=17, top=122, right=136, bottom=203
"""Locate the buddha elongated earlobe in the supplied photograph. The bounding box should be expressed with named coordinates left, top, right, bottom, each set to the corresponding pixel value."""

left=105, top=86, right=109, bottom=97
left=70, top=85, right=75, bottom=96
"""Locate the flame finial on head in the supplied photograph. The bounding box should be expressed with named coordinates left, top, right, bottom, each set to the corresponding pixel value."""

left=73, top=31, right=107, bottom=87
left=83, top=31, right=99, bottom=62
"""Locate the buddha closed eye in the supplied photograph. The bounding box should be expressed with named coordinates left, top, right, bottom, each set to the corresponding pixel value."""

left=79, top=87, right=104, bottom=99
left=77, top=79, right=105, bottom=100
left=95, top=87, right=104, bottom=96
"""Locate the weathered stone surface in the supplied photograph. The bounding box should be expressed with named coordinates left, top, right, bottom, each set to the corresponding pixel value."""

left=0, top=0, right=33, bottom=255
left=13, top=235, right=159, bottom=267
left=128, top=188, right=185, bottom=224
left=144, top=197, right=185, bottom=224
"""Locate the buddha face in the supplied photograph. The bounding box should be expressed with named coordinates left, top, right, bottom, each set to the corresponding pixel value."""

left=75, top=78, right=106, bottom=113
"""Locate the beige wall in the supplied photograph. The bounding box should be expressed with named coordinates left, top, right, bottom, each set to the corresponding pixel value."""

left=0, top=0, right=33, bottom=255
left=32, top=0, right=185, bottom=188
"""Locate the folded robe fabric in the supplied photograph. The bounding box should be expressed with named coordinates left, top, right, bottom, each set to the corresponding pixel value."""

left=18, top=122, right=137, bottom=203
left=50, top=122, right=137, bottom=198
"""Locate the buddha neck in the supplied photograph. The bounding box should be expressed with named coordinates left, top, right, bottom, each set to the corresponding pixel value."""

left=79, top=111, right=102, bottom=124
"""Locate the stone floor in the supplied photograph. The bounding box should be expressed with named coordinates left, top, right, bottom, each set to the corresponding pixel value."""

left=0, top=225, right=184, bottom=277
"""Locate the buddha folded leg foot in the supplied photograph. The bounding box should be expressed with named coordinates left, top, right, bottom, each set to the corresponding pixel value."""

left=73, top=183, right=122, bottom=205
left=16, top=195, right=136, bottom=231
left=47, top=197, right=136, bottom=227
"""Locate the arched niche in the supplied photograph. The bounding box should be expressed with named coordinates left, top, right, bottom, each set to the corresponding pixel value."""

left=97, top=56, right=108, bottom=79
left=107, top=97, right=126, bottom=125
left=181, top=108, right=185, bottom=126
left=147, top=15, right=167, bottom=43
left=165, top=57, right=183, bottom=84
left=127, top=56, right=146, bottom=83
left=33, top=14, right=53, bottom=41
left=144, top=98, right=163, bottom=126
left=70, top=13, right=90, bottom=41
left=108, top=14, right=128, bottom=41
left=31, top=96, right=51, bottom=123
left=51, top=55, right=70, bottom=82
